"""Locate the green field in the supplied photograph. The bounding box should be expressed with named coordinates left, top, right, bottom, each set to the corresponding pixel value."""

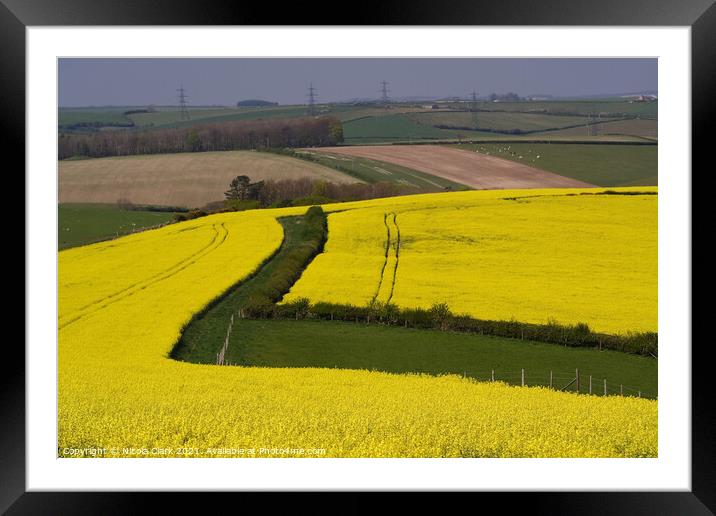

left=127, top=107, right=241, bottom=127
left=408, top=111, right=598, bottom=133
left=341, top=110, right=656, bottom=145
left=58, top=203, right=177, bottom=249
left=342, top=113, right=497, bottom=144
left=128, top=105, right=393, bottom=127
left=219, top=319, right=656, bottom=398
left=295, top=150, right=467, bottom=190
left=58, top=107, right=135, bottom=130
left=327, top=105, right=429, bottom=122
left=541, top=118, right=658, bottom=140
left=129, top=105, right=311, bottom=129
left=451, top=142, right=658, bottom=186
left=58, top=105, right=309, bottom=131
left=443, top=100, right=658, bottom=118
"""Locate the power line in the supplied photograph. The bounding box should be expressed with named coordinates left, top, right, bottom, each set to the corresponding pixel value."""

left=307, top=82, right=317, bottom=116
left=177, top=84, right=190, bottom=121
left=379, top=80, right=390, bottom=107
left=470, top=90, right=479, bottom=129
left=587, top=112, right=601, bottom=136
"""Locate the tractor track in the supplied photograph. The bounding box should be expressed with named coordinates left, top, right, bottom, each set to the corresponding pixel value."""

left=370, top=212, right=401, bottom=307
left=386, top=213, right=400, bottom=305
left=59, top=223, right=229, bottom=330
left=369, top=213, right=392, bottom=307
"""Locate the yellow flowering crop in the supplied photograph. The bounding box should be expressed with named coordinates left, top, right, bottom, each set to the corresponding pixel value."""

left=285, top=187, right=657, bottom=334
left=58, top=193, right=657, bottom=458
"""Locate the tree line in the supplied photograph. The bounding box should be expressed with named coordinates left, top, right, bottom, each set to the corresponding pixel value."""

left=221, top=175, right=414, bottom=209
left=173, top=176, right=417, bottom=222
left=58, top=116, right=344, bottom=159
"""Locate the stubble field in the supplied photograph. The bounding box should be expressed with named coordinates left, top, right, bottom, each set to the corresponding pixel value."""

left=58, top=150, right=359, bottom=208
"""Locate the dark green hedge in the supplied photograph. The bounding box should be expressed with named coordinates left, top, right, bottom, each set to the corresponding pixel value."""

left=240, top=206, right=327, bottom=317
left=245, top=298, right=657, bottom=357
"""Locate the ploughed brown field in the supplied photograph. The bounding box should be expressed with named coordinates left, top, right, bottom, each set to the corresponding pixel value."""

left=310, top=145, right=596, bottom=189
left=59, top=150, right=359, bottom=208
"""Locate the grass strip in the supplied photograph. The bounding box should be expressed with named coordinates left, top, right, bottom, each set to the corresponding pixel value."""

left=171, top=206, right=327, bottom=363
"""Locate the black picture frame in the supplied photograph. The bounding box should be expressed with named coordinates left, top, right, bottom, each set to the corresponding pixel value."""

left=6, top=0, right=709, bottom=512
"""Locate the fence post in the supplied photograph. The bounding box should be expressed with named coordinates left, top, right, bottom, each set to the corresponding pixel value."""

left=604, top=378, right=607, bottom=396
left=576, top=368, right=580, bottom=393
left=491, top=370, right=495, bottom=382
left=521, top=368, right=525, bottom=387
left=589, top=375, right=592, bottom=395
left=638, top=391, right=641, bottom=398
left=620, top=384, right=623, bottom=396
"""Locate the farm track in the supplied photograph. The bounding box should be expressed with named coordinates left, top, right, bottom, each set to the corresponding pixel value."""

left=59, top=223, right=229, bottom=329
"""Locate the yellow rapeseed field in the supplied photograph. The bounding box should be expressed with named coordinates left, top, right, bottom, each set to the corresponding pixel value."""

left=59, top=190, right=657, bottom=458
left=284, top=187, right=657, bottom=334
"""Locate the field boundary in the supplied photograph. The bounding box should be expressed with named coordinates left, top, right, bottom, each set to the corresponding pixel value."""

left=59, top=218, right=176, bottom=251
left=459, top=367, right=654, bottom=399
left=431, top=120, right=624, bottom=136
left=270, top=300, right=658, bottom=357
left=396, top=139, right=657, bottom=146
left=171, top=208, right=328, bottom=363
left=169, top=221, right=289, bottom=359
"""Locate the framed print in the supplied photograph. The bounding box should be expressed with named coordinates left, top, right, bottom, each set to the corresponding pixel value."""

left=7, top=0, right=712, bottom=512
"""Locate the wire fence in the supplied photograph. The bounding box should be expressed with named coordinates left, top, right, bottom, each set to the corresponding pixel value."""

left=457, top=368, right=656, bottom=399
left=215, top=313, right=235, bottom=366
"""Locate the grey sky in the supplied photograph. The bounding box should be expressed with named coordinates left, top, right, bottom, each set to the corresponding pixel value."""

left=59, top=58, right=657, bottom=107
